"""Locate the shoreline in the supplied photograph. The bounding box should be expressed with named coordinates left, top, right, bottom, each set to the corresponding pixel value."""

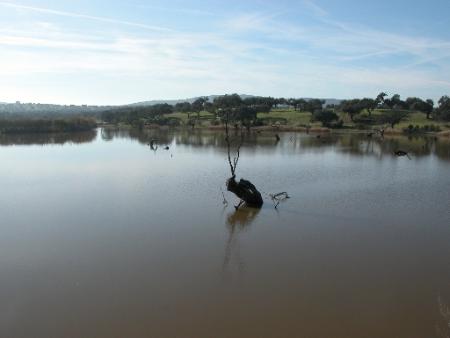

left=101, top=123, right=450, bottom=138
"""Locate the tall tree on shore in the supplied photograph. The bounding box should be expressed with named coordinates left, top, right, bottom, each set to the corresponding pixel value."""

left=376, top=92, right=388, bottom=107
left=424, top=99, right=435, bottom=119
left=341, top=99, right=364, bottom=121
left=381, top=110, right=409, bottom=128
left=360, top=98, right=377, bottom=116
left=406, top=97, right=434, bottom=119
left=192, top=97, right=208, bottom=119
left=174, top=102, right=192, bottom=118
left=214, top=94, right=243, bottom=111
left=436, top=96, right=450, bottom=121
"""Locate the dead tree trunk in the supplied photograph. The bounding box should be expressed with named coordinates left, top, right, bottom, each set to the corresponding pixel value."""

left=224, top=111, right=263, bottom=208
left=227, top=177, right=263, bottom=208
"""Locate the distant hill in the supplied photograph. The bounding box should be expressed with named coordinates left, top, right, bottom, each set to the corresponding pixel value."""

left=0, top=102, right=113, bottom=117
left=305, top=98, right=342, bottom=107
left=131, top=95, right=341, bottom=107
left=0, top=96, right=342, bottom=115
left=130, top=94, right=254, bottom=106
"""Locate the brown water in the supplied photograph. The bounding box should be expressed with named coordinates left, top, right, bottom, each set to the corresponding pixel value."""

left=0, top=129, right=449, bottom=338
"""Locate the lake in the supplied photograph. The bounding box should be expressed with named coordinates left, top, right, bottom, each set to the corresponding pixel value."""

left=0, top=129, right=449, bottom=338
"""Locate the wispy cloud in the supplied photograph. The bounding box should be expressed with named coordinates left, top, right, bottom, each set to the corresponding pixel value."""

left=133, top=4, right=216, bottom=17
left=0, top=0, right=449, bottom=104
left=224, top=11, right=284, bottom=32
left=223, top=3, right=450, bottom=71
left=0, top=1, right=172, bottom=32
left=302, top=0, right=328, bottom=18
left=299, top=1, right=450, bottom=68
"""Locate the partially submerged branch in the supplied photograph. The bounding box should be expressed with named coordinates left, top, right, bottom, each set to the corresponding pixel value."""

left=270, top=192, right=290, bottom=209
left=227, top=177, right=263, bottom=208
left=224, top=110, right=263, bottom=208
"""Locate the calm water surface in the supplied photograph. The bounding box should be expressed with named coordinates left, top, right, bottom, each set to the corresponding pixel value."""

left=0, top=129, right=449, bottom=338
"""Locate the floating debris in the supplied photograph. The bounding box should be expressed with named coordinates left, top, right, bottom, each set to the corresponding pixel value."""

left=269, top=192, right=291, bottom=209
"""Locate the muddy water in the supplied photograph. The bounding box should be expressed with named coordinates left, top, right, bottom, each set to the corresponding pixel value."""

left=0, top=129, right=449, bottom=338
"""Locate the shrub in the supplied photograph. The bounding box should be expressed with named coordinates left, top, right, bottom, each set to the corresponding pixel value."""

left=403, top=124, right=441, bottom=134
left=312, top=109, right=339, bottom=127
left=210, top=119, right=221, bottom=126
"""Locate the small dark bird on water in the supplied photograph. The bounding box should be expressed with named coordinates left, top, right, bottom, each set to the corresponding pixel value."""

left=164, top=146, right=170, bottom=150
left=394, top=150, right=411, bottom=159
left=275, top=134, right=280, bottom=142
left=367, top=132, right=373, bottom=138
left=316, top=135, right=321, bottom=139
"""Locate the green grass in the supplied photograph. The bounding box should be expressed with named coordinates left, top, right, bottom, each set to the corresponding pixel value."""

left=340, top=109, right=449, bottom=131
left=258, top=109, right=319, bottom=126
left=160, top=108, right=449, bottom=132
left=163, top=111, right=215, bottom=125
left=397, top=112, right=437, bottom=129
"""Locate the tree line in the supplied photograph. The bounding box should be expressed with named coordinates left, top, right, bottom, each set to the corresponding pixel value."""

left=0, top=102, right=112, bottom=118
left=101, top=95, right=326, bottom=127
left=0, top=117, right=97, bottom=134
left=101, top=93, right=450, bottom=129
left=337, top=93, right=449, bottom=129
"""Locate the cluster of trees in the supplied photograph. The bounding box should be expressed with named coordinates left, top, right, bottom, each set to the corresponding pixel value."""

left=2, top=92, right=448, bottom=136
left=277, top=98, right=325, bottom=112
left=101, top=104, right=175, bottom=127
left=0, top=117, right=97, bottom=133
left=436, top=96, right=450, bottom=121
left=102, top=94, right=338, bottom=128
left=100, top=92, right=450, bottom=129
left=212, top=94, right=272, bottom=128
left=101, top=94, right=281, bottom=128
left=0, top=102, right=111, bottom=118
left=338, top=93, right=449, bottom=128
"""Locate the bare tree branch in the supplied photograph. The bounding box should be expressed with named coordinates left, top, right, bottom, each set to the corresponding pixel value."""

left=225, top=111, right=236, bottom=177
left=224, top=108, right=263, bottom=208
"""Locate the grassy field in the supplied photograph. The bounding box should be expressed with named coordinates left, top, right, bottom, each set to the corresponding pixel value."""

left=257, top=109, right=319, bottom=127
left=164, top=111, right=215, bottom=124
left=350, top=109, right=448, bottom=131
left=158, top=108, right=449, bottom=133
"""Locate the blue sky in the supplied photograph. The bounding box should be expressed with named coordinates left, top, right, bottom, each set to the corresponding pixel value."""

left=0, top=0, right=449, bottom=105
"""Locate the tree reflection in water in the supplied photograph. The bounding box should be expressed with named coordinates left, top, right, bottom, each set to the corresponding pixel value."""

left=0, top=130, right=97, bottom=146
left=222, top=206, right=261, bottom=281
left=101, top=128, right=450, bottom=162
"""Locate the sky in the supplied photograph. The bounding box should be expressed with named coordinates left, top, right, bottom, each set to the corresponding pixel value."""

left=0, top=0, right=449, bottom=105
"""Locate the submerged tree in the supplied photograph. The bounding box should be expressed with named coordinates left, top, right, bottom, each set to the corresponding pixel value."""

left=224, top=111, right=263, bottom=209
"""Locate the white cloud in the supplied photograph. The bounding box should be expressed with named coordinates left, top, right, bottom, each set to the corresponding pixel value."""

left=0, top=1, right=449, bottom=104
left=0, top=2, right=172, bottom=32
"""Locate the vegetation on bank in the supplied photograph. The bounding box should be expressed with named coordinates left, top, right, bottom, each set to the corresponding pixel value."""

left=101, top=93, right=450, bottom=135
left=0, top=102, right=111, bottom=118
left=1, top=93, right=449, bottom=135
left=0, top=117, right=97, bottom=133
